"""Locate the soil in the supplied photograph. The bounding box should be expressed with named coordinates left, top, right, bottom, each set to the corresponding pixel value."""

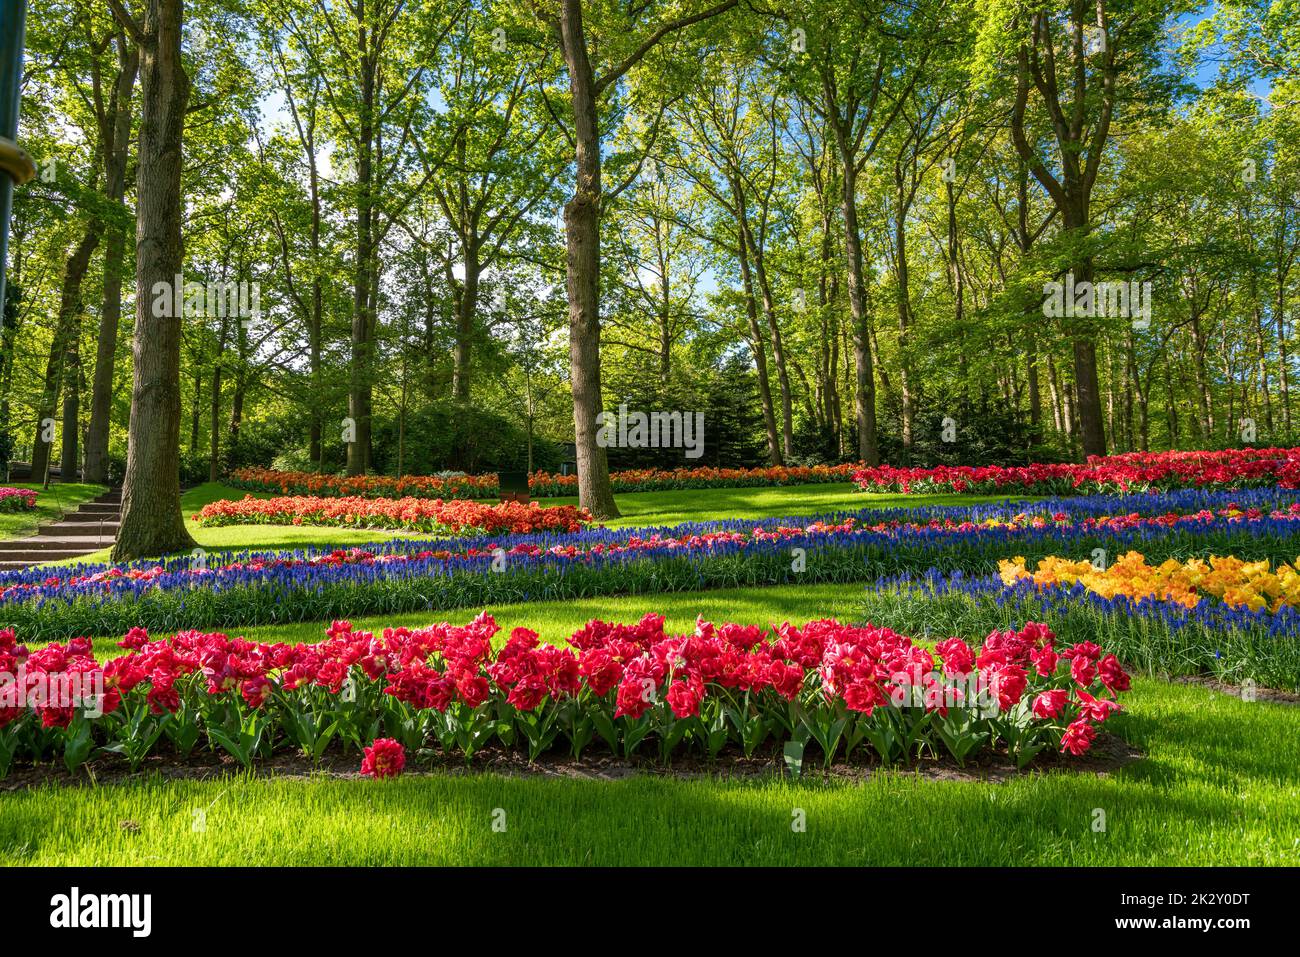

left=1171, top=674, right=1300, bottom=706
left=0, top=731, right=1143, bottom=792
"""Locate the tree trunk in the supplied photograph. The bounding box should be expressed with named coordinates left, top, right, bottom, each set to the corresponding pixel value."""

left=894, top=182, right=914, bottom=456
left=189, top=363, right=200, bottom=452
left=1010, top=11, right=1111, bottom=459
left=1190, top=312, right=1214, bottom=439
left=84, top=36, right=139, bottom=485
left=58, top=309, right=80, bottom=478
left=1047, top=354, right=1065, bottom=436
left=84, top=219, right=126, bottom=483
left=737, top=227, right=781, bottom=464
left=1278, top=295, right=1291, bottom=435
left=208, top=315, right=227, bottom=482
left=452, top=241, right=479, bottom=402
left=1027, top=340, right=1041, bottom=429
left=33, top=227, right=100, bottom=482
left=229, top=374, right=245, bottom=448
left=112, top=0, right=196, bottom=560
left=559, top=0, right=618, bottom=518
left=1254, top=299, right=1273, bottom=433
left=1069, top=260, right=1106, bottom=458
left=737, top=198, right=793, bottom=460
left=346, top=23, right=377, bottom=476
left=837, top=155, right=878, bottom=464
left=817, top=207, right=841, bottom=452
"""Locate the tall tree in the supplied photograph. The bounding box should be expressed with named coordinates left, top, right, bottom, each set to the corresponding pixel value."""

left=1001, top=0, right=1181, bottom=456
left=526, top=0, right=738, bottom=518
left=107, top=0, right=196, bottom=558
left=786, top=0, right=935, bottom=465
left=84, top=24, right=139, bottom=485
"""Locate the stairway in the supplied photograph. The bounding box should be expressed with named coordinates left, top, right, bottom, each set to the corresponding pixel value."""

left=0, top=488, right=120, bottom=572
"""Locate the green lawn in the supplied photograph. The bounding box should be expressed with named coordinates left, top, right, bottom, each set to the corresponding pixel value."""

left=13, top=484, right=1295, bottom=868
left=44, top=482, right=406, bottom=566
left=0, top=482, right=106, bottom=541
left=41, top=481, right=1026, bottom=567
left=7, top=581, right=1299, bottom=865
left=546, top=482, right=1027, bottom=528
left=68, top=582, right=863, bottom=658
left=237, top=581, right=862, bottom=646
left=196, top=478, right=1025, bottom=530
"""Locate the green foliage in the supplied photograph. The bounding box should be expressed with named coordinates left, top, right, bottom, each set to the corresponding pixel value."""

left=370, top=402, right=564, bottom=475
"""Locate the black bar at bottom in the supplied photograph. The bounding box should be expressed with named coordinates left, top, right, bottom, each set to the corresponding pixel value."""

left=0, top=865, right=1288, bottom=943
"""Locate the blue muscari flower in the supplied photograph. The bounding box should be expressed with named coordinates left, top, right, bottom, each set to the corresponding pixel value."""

left=4, top=486, right=1300, bottom=621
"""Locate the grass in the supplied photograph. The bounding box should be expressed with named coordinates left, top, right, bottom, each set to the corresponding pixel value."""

left=0, top=482, right=106, bottom=541
left=39, top=480, right=1025, bottom=567
left=71, top=582, right=862, bottom=657
left=545, top=483, right=1026, bottom=528
left=3, top=678, right=1297, bottom=865
left=44, top=483, right=405, bottom=566
left=11, top=485, right=1298, bottom=867
left=8, top=581, right=1300, bottom=865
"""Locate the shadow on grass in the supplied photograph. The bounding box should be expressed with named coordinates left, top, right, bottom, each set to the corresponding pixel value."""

left=1, top=673, right=1295, bottom=866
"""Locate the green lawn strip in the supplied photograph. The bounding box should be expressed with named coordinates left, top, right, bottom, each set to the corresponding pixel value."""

left=546, top=484, right=1028, bottom=528
left=71, top=582, right=861, bottom=658
left=240, top=581, right=862, bottom=645
left=41, top=482, right=405, bottom=567
left=0, top=482, right=106, bottom=541
left=196, top=480, right=1028, bottom=529
left=1, top=674, right=1295, bottom=866
left=32, top=482, right=1026, bottom=568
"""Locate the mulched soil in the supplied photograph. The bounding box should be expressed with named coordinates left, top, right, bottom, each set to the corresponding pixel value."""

left=1171, top=674, right=1300, bottom=706
left=0, top=731, right=1143, bottom=792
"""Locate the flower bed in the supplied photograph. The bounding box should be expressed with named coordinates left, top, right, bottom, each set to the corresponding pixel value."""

left=5, top=487, right=1300, bottom=641
left=194, top=495, right=594, bottom=536
left=528, top=464, right=862, bottom=496
left=0, top=488, right=37, bottom=513
left=999, top=552, right=1300, bottom=612
left=858, top=567, right=1300, bottom=691
left=229, top=463, right=862, bottom=500
left=228, top=468, right=496, bottom=500
left=853, top=447, right=1300, bottom=495
left=0, top=615, right=1128, bottom=779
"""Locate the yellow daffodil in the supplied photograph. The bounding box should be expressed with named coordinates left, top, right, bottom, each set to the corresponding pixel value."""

left=1001, top=552, right=1300, bottom=613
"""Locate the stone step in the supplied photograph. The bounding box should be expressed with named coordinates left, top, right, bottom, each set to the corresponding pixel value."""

left=0, top=536, right=110, bottom=553
left=0, top=560, right=45, bottom=571
left=0, top=550, right=99, bottom=567
left=63, top=509, right=121, bottom=522
left=38, top=522, right=119, bottom=537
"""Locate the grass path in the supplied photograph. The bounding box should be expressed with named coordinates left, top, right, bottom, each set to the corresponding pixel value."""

left=0, top=482, right=105, bottom=541
left=6, top=582, right=1299, bottom=865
